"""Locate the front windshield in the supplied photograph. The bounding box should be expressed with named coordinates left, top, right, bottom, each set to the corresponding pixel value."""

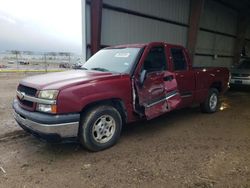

left=237, top=60, right=250, bottom=69
left=82, top=48, right=142, bottom=73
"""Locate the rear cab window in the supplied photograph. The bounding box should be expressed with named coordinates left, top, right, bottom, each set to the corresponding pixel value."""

left=170, top=48, right=187, bottom=71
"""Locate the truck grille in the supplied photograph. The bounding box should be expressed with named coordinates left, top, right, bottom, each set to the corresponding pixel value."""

left=19, top=100, right=34, bottom=107
left=17, top=84, right=37, bottom=109
left=18, top=84, right=37, bottom=96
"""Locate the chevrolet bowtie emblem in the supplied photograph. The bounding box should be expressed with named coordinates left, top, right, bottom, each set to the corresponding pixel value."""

left=19, top=92, right=25, bottom=100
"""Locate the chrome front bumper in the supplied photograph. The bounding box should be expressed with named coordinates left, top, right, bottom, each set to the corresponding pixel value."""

left=13, top=99, right=80, bottom=140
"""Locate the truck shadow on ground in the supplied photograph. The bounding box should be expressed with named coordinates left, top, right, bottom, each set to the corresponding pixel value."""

left=121, top=106, right=201, bottom=137
left=122, top=86, right=250, bottom=139
left=10, top=105, right=203, bottom=156
left=39, top=106, right=203, bottom=153
left=42, top=88, right=245, bottom=154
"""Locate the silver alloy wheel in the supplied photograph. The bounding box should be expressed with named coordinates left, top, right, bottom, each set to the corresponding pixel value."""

left=92, top=115, right=116, bottom=144
left=209, top=93, right=218, bottom=111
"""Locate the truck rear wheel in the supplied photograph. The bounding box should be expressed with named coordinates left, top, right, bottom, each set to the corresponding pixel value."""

left=79, top=105, right=122, bottom=151
left=200, top=88, right=219, bottom=113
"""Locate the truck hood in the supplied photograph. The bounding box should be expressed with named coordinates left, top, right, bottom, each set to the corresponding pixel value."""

left=231, top=68, right=250, bottom=75
left=20, top=70, right=121, bottom=90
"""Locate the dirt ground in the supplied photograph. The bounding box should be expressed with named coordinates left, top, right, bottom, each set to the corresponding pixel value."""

left=0, top=73, right=250, bottom=188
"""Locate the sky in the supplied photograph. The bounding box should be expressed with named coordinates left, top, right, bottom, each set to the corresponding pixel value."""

left=0, top=0, right=82, bottom=54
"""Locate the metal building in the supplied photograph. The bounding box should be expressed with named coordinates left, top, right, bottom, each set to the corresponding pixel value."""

left=84, top=0, right=250, bottom=68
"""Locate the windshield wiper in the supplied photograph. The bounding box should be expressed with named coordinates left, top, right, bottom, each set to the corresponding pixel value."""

left=91, top=67, right=109, bottom=72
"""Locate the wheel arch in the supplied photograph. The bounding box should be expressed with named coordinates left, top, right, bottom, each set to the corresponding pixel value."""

left=210, top=81, right=222, bottom=93
left=80, top=98, right=127, bottom=125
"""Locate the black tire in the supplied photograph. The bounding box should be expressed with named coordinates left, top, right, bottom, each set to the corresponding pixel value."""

left=79, top=105, right=122, bottom=151
left=200, top=88, right=219, bottom=113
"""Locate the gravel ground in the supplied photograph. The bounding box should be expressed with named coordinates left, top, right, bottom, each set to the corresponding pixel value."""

left=0, top=73, right=250, bottom=188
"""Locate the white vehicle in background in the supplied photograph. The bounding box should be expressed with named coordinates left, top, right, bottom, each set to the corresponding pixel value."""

left=8, top=61, right=15, bottom=64
left=72, top=57, right=85, bottom=69
left=230, top=58, right=250, bottom=86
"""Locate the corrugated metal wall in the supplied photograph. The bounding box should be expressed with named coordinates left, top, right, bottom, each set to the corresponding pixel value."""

left=196, top=32, right=235, bottom=56
left=199, top=1, right=237, bottom=35
left=101, top=0, right=189, bottom=46
left=86, top=0, right=243, bottom=68
left=103, top=0, right=190, bottom=24
left=101, top=9, right=188, bottom=46
left=194, top=0, right=238, bottom=68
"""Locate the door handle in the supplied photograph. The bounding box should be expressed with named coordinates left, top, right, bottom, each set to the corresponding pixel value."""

left=180, top=74, right=184, bottom=78
left=163, top=75, right=174, bottom=82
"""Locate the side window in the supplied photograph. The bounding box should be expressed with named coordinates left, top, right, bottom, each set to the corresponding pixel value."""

left=143, top=46, right=167, bottom=72
left=170, top=48, right=187, bottom=71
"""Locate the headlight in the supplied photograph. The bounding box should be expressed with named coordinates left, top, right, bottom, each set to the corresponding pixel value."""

left=37, top=90, right=58, bottom=113
left=38, top=90, right=59, bottom=100
left=36, top=104, right=57, bottom=114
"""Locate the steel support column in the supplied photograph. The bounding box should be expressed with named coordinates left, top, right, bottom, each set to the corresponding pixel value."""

left=82, top=0, right=86, bottom=61
left=233, top=14, right=249, bottom=65
left=91, top=0, right=103, bottom=55
left=187, top=0, right=205, bottom=62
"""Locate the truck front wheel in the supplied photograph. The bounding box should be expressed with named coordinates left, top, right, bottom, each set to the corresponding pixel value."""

left=79, top=105, right=122, bottom=151
left=200, top=88, right=219, bottom=113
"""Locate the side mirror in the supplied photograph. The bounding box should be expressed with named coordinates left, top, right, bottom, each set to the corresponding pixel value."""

left=139, top=69, right=147, bottom=86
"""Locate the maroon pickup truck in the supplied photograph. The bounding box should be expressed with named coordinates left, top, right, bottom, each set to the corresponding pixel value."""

left=13, top=42, right=229, bottom=151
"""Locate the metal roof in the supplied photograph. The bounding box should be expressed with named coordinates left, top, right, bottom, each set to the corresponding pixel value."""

left=216, top=0, right=250, bottom=13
